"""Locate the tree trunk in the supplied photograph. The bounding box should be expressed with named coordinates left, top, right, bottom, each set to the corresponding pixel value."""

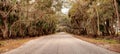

left=95, top=8, right=100, bottom=36
left=2, top=17, right=8, bottom=39
left=91, top=18, right=97, bottom=37
left=114, top=0, right=120, bottom=36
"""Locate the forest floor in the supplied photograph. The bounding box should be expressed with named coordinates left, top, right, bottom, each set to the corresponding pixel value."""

left=0, top=37, right=38, bottom=53
left=75, top=35, right=120, bottom=53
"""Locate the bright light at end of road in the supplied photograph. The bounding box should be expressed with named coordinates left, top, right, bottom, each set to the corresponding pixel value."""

left=61, top=8, right=69, bottom=14
left=29, top=0, right=35, bottom=4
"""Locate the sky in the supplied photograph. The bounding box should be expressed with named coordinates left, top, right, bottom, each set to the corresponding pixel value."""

left=17, top=0, right=70, bottom=14
left=29, top=0, right=35, bottom=4
left=61, top=8, right=70, bottom=14
left=17, top=0, right=35, bottom=4
left=61, top=0, right=72, bottom=14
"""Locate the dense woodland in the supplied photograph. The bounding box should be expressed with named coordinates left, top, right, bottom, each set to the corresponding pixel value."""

left=0, top=0, right=62, bottom=39
left=68, top=0, right=120, bottom=37
left=0, top=0, right=120, bottom=40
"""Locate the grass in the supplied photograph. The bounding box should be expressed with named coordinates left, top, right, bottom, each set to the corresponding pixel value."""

left=94, top=38, right=119, bottom=44
left=0, top=37, right=37, bottom=53
left=75, top=36, right=120, bottom=53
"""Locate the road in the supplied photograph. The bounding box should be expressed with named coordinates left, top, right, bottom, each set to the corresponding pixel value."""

left=3, top=32, right=120, bottom=54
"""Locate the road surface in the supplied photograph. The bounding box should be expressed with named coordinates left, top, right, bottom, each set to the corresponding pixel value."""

left=3, top=32, right=120, bottom=54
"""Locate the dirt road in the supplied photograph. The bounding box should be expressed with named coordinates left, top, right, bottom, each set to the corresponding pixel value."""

left=3, top=32, right=120, bottom=54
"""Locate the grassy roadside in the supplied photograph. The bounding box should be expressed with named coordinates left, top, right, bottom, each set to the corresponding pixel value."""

left=0, top=37, right=38, bottom=53
left=0, top=33, right=58, bottom=53
left=75, top=35, right=120, bottom=53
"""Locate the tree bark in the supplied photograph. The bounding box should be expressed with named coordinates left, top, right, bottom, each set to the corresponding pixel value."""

left=114, top=0, right=120, bottom=36
left=95, top=8, right=100, bottom=36
left=2, top=17, right=8, bottom=39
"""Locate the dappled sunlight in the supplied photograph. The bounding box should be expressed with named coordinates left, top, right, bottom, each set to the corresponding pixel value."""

left=61, top=8, right=69, bottom=14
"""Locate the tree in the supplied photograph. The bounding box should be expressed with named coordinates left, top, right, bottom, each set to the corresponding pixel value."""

left=114, top=0, right=120, bottom=36
left=0, top=0, right=18, bottom=38
left=0, top=0, right=61, bottom=38
left=68, top=0, right=116, bottom=36
left=69, top=0, right=88, bottom=35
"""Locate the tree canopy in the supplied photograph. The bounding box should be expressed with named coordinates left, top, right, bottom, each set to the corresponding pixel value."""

left=0, top=0, right=119, bottom=39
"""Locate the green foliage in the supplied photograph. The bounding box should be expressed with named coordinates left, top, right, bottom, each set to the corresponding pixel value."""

left=56, top=14, right=71, bottom=32
left=68, top=0, right=117, bottom=36
left=0, top=0, right=119, bottom=39
left=36, top=0, right=53, bottom=10
left=10, top=14, right=57, bottom=37
left=0, top=0, right=59, bottom=38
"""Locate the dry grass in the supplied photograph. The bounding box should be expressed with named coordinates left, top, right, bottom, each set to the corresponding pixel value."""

left=0, top=37, right=37, bottom=53
left=75, top=36, right=120, bottom=53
